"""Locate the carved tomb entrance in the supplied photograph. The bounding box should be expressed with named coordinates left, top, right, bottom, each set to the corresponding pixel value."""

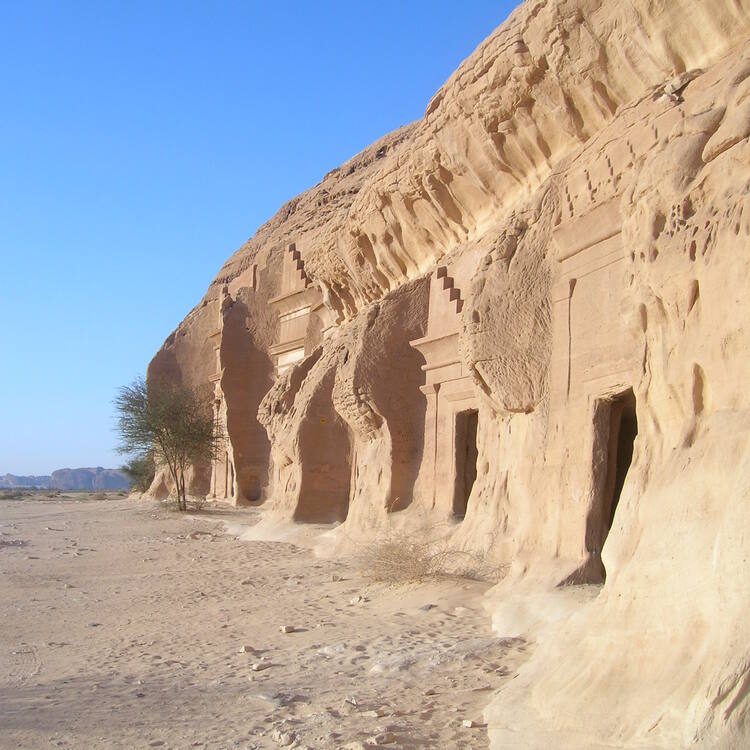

left=587, top=388, right=638, bottom=577
left=453, top=408, right=479, bottom=518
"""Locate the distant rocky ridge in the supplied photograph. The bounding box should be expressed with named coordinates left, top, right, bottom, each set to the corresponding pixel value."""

left=0, top=467, right=129, bottom=490
left=0, top=473, right=51, bottom=488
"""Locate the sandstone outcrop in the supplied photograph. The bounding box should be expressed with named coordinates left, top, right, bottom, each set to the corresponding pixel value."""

left=147, top=0, right=750, bottom=746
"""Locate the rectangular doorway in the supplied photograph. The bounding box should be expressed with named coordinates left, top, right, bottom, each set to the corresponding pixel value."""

left=453, top=409, right=479, bottom=518
left=586, top=388, right=638, bottom=580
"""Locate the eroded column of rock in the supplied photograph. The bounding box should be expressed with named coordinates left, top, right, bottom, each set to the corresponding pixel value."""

left=218, top=277, right=276, bottom=504
left=258, top=343, right=353, bottom=523
left=256, top=277, right=429, bottom=526
left=332, top=278, right=429, bottom=530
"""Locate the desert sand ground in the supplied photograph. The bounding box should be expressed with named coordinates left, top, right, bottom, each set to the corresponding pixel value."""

left=0, top=493, right=527, bottom=749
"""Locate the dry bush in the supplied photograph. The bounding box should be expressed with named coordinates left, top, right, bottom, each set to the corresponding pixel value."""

left=94, top=492, right=108, bottom=501
left=358, top=520, right=504, bottom=585
left=188, top=495, right=208, bottom=512
left=161, top=494, right=207, bottom=513
left=1, top=489, right=27, bottom=500
left=161, top=496, right=180, bottom=511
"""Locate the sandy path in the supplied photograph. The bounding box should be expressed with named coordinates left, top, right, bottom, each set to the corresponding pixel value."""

left=0, top=496, right=527, bottom=749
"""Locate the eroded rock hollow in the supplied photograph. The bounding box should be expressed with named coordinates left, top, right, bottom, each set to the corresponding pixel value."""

left=147, top=0, right=750, bottom=746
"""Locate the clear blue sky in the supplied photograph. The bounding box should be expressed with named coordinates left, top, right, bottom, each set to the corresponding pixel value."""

left=0, top=1, right=516, bottom=475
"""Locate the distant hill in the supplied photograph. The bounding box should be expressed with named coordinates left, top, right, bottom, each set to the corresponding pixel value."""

left=0, top=473, right=51, bottom=488
left=0, top=467, right=130, bottom=490
left=50, top=467, right=130, bottom=491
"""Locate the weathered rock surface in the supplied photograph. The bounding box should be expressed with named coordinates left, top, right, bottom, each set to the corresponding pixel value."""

left=147, top=0, right=750, bottom=747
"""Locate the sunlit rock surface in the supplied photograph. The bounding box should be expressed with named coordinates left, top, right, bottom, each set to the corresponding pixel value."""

left=148, top=1, right=750, bottom=746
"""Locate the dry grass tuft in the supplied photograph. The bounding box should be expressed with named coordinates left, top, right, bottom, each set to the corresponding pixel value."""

left=358, top=522, right=504, bottom=585
left=188, top=495, right=208, bottom=512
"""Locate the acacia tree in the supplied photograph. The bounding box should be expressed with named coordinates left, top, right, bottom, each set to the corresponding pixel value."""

left=115, top=376, right=217, bottom=511
left=120, top=451, right=156, bottom=493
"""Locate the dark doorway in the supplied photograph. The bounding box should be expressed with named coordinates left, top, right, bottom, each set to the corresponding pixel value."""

left=453, top=409, right=479, bottom=518
left=604, top=389, right=637, bottom=532
left=577, top=388, right=638, bottom=584
left=245, top=474, right=262, bottom=502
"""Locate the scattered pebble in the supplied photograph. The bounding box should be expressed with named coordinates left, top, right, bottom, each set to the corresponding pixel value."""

left=239, top=645, right=255, bottom=653
left=365, top=731, right=396, bottom=746
left=188, top=530, right=213, bottom=540
left=251, top=662, right=272, bottom=671
left=362, top=708, right=388, bottom=718
left=270, top=728, right=295, bottom=746
left=279, top=625, right=295, bottom=634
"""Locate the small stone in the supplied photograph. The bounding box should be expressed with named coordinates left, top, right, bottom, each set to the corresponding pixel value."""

left=344, top=695, right=358, bottom=706
left=241, top=578, right=254, bottom=585
left=279, top=625, right=295, bottom=634
left=420, top=603, right=436, bottom=611
left=239, top=645, right=255, bottom=653
left=362, top=707, right=388, bottom=718
left=462, top=719, right=477, bottom=728
left=423, top=687, right=437, bottom=696
left=270, top=729, right=295, bottom=746
left=365, top=732, right=396, bottom=746
left=251, top=662, right=272, bottom=671
left=331, top=574, right=343, bottom=582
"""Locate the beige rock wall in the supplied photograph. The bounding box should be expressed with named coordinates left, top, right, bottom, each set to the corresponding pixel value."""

left=485, top=37, right=750, bottom=750
left=147, top=1, right=750, bottom=746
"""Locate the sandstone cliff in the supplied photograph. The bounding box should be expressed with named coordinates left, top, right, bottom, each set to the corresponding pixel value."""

left=148, top=0, right=750, bottom=746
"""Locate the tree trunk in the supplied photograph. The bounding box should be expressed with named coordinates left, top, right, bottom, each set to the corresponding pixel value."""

left=167, top=463, right=182, bottom=511
left=179, top=471, right=186, bottom=511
